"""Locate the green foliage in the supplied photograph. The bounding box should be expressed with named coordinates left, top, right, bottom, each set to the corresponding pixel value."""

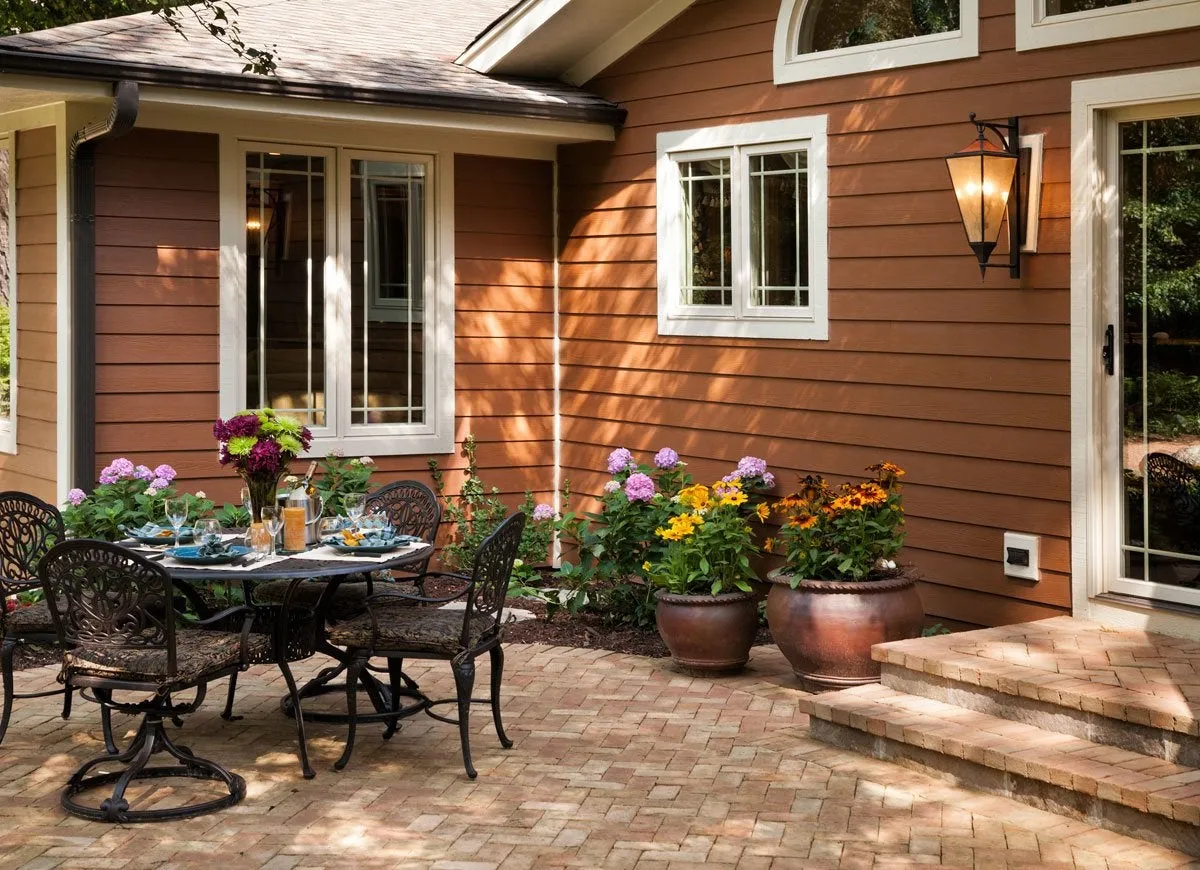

left=771, top=464, right=907, bottom=583
left=1, top=1, right=277, bottom=75
left=921, top=623, right=952, bottom=637
left=313, top=454, right=376, bottom=517
left=1126, top=371, right=1200, bottom=438
left=0, top=303, right=10, bottom=419
left=215, top=502, right=251, bottom=528
left=427, top=436, right=556, bottom=580
left=644, top=481, right=761, bottom=597
left=64, top=479, right=214, bottom=542
left=813, top=0, right=959, bottom=52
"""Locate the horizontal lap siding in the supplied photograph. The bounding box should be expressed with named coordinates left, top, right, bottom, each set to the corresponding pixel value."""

left=0, top=126, right=57, bottom=502
left=93, top=135, right=553, bottom=508
left=558, top=0, right=1200, bottom=628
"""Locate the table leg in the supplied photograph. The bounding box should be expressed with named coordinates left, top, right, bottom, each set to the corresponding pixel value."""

left=276, top=658, right=314, bottom=780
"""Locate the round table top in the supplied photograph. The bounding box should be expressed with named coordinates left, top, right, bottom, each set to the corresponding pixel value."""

left=153, top=544, right=433, bottom=583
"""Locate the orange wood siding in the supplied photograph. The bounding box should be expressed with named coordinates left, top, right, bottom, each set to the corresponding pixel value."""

left=0, top=126, right=57, bottom=502
left=556, top=0, right=1200, bottom=628
left=93, top=134, right=553, bottom=507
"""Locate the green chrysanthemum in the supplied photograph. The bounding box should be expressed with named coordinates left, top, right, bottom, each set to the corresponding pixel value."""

left=227, top=435, right=257, bottom=457
left=276, top=434, right=303, bottom=455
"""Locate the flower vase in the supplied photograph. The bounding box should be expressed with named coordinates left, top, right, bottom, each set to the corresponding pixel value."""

left=242, top=473, right=282, bottom=524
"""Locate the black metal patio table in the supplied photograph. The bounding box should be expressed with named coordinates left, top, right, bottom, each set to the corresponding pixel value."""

left=136, top=544, right=432, bottom=779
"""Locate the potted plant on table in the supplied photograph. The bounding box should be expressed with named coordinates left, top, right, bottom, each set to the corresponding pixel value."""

left=213, top=409, right=312, bottom=523
left=766, top=462, right=923, bottom=691
left=644, top=478, right=764, bottom=675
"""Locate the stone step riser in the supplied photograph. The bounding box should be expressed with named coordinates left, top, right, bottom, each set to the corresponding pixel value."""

left=810, top=716, right=1200, bottom=858
left=881, top=662, right=1200, bottom=767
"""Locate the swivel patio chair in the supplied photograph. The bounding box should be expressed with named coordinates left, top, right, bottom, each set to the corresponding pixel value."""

left=251, top=480, right=442, bottom=620
left=0, top=491, right=75, bottom=746
left=326, top=511, right=525, bottom=778
left=40, top=540, right=266, bottom=822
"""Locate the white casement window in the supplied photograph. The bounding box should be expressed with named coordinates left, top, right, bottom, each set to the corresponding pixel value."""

left=774, top=0, right=979, bottom=84
left=1017, top=0, right=1200, bottom=51
left=0, top=133, right=15, bottom=455
left=657, top=116, right=829, bottom=340
left=222, top=142, right=453, bottom=456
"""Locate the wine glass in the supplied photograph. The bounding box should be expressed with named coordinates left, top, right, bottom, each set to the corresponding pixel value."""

left=240, top=486, right=252, bottom=523
left=344, top=493, right=367, bottom=531
left=318, top=516, right=342, bottom=544
left=164, top=497, right=189, bottom=549
left=261, top=506, right=283, bottom=558
left=194, top=518, right=221, bottom=549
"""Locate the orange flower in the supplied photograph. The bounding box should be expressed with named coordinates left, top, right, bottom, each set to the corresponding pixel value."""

left=755, top=503, right=771, bottom=521
left=788, top=514, right=819, bottom=529
left=764, top=537, right=776, bottom=552
left=856, top=482, right=887, bottom=506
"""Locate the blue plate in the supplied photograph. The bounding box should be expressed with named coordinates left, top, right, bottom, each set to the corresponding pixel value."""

left=126, top=526, right=193, bottom=545
left=166, top=544, right=251, bottom=565
left=322, top=534, right=421, bottom=555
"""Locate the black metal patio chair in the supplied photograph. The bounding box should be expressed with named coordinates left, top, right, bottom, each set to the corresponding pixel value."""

left=40, top=540, right=266, bottom=822
left=1146, top=452, right=1200, bottom=555
left=0, top=491, right=77, bottom=746
left=325, top=511, right=525, bottom=778
left=251, top=480, right=443, bottom=620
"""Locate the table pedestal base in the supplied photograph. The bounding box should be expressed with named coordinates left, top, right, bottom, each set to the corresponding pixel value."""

left=280, top=661, right=430, bottom=729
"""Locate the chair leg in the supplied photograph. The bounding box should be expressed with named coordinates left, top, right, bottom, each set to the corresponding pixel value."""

left=61, top=685, right=73, bottom=721
left=0, top=636, right=15, bottom=746
left=489, top=645, right=513, bottom=750
left=452, top=656, right=477, bottom=779
left=335, top=651, right=368, bottom=771
left=97, top=689, right=119, bottom=755
left=383, top=657, right=404, bottom=741
left=221, top=671, right=241, bottom=721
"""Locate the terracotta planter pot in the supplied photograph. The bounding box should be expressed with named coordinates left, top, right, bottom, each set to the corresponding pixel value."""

left=654, top=590, right=759, bottom=675
left=765, top=568, right=923, bottom=692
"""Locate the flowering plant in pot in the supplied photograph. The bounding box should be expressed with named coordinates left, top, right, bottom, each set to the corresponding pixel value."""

left=213, top=409, right=312, bottom=522
left=765, top=462, right=922, bottom=691
left=644, top=478, right=764, bottom=674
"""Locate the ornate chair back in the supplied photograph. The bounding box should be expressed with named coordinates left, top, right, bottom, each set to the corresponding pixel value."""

left=0, top=491, right=64, bottom=599
left=1145, top=452, right=1200, bottom=554
left=460, top=512, right=525, bottom=647
left=39, top=541, right=178, bottom=676
left=365, top=480, right=443, bottom=572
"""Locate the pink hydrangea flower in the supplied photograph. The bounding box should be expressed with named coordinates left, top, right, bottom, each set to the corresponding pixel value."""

left=153, top=464, right=177, bottom=483
left=532, top=503, right=555, bottom=521
left=67, top=488, right=87, bottom=506
left=653, top=448, right=679, bottom=469
left=762, top=472, right=776, bottom=488
left=606, top=448, right=635, bottom=475
left=603, top=480, right=621, bottom=494
left=134, top=465, right=154, bottom=481
left=150, top=477, right=172, bottom=491
left=736, top=456, right=768, bottom=478
left=624, top=473, right=655, bottom=503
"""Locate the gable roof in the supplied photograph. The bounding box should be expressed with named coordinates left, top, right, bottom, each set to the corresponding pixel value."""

left=0, top=0, right=624, bottom=125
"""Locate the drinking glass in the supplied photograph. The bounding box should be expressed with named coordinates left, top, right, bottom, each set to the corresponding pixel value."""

left=246, top=525, right=272, bottom=559
left=261, top=506, right=283, bottom=558
left=240, top=486, right=252, bottom=521
left=318, top=516, right=342, bottom=544
left=194, top=518, right=221, bottom=548
left=344, top=493, right=367, bottom=530
left=164, top=497, right=188, bottom=549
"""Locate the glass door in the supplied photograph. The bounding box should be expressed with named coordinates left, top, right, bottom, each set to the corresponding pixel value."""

left=1109, top=113, right=1200, bottom=606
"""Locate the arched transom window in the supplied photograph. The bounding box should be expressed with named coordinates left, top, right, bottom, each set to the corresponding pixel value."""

left=774, top=0, right=978, bottom=84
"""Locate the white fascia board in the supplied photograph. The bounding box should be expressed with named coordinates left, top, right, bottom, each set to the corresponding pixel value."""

left=456, top=0, right=573, bottom=72
left=562, top=0, right=696, bottom=85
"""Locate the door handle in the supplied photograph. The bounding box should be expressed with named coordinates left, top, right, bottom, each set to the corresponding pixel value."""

left=1101, top=324, right=1115, bottom=376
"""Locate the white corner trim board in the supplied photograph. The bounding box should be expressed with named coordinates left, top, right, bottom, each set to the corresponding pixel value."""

left=1017, top=0, right=1200, bottom=51
left=774, top=0, right=979, bottom=85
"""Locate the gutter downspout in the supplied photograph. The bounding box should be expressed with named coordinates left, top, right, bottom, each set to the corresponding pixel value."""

left=69, top=81, right=138, bottom=490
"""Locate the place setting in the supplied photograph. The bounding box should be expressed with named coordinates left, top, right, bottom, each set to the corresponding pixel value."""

left=290, top=495, right=429, bottom=564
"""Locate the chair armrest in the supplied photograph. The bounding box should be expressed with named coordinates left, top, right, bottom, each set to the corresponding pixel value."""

left=362, top=570, right=472, bottom=606
left=193, top=605, right=257, bottom=667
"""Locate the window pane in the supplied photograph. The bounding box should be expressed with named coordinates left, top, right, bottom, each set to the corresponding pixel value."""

left=0, top=142, right=10, bottom=421
left=750, top=150, right=809, bottom=308
left=805, top=0, right=960, bottom=53
left=350, top=159, right=426, bottom=426
left=680, top=158, right=732, bottom=306
left=1046, top=0, right=1153, bottom=16
left=245, top=152, right=326, bottom=427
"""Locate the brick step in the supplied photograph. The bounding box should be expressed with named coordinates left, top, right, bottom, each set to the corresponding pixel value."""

left=801, top=683, right=1200, bottom=856
left=873, top=618, right=1200, bottom=766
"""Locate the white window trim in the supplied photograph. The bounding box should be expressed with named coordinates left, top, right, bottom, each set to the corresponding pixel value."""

left=657, top=115, right=829, bottom=340
left=219, top=136, right=455, bottom=458
left=773, top=0, right=979, bottom=85
left=1017, top=0, right=1200, bottom=51
left=1071, top=67, right=1200, bottom=638
left=0, top=131, right=16, bottom=456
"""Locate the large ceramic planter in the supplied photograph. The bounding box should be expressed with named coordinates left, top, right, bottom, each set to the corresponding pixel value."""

left=654, top=590, right=758, bottom=675
left=765, top=568, right=923, bottom=692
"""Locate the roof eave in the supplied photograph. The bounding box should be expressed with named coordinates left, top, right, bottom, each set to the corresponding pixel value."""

left=0, top=48, right=627, bottom=127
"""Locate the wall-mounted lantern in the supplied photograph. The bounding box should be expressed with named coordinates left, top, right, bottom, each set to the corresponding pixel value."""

left=946, top=114, right=1026, bottom=279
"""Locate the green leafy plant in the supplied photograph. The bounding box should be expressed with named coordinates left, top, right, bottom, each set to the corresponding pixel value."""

left=1126, top=371, right=1200, bottom=438
left=770, top=463, right=906, bottom=583
left=428, top=436, right=558, bottom=580
left=314, top=454, right=377, bottom=517
left=643, top=480, right=761, bottom=596
left=63, top=458, right=214, bottom=541
left=215, top=502, right=251, bottom=528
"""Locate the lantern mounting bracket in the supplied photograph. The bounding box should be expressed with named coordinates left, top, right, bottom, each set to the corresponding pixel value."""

left=952, top=113, right=1023, bottom=280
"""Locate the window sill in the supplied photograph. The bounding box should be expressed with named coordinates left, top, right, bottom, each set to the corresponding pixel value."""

left=657, top=314, right=829, bottom=341
left=0, top=425, right=16, bottom=456
left=1016, top=0, right=1200, bottom=50
left=306, top=432, right=453, bottom=459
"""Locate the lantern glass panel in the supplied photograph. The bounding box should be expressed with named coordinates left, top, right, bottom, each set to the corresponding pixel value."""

left=946, top=149, right=1017, bottom=246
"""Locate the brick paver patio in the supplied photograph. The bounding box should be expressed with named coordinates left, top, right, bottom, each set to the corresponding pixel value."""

left=0, top=643, right=1196, bottom=869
